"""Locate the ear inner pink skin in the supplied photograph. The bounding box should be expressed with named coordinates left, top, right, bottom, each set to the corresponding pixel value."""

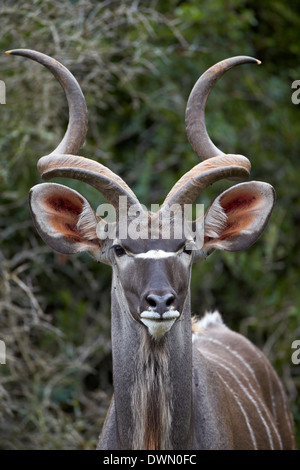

left=222, top=195, right=257, bottom=214
left=202, top=182, right=275, bottom=253
left=46, top=196, right=83, bottom=215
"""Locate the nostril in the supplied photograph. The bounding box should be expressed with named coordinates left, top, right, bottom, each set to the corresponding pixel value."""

left=166, top=295, right=175, bottom=307
left=147, top=295, right=157, bottom=308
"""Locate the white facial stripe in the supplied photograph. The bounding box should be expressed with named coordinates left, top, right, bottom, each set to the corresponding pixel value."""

left=134, top=250, right=177, bottom=259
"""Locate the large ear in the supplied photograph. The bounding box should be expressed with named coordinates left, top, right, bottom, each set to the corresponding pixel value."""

left=29, top=183, right=100, bottom=254
left=202, top=181, right=275, bottom=252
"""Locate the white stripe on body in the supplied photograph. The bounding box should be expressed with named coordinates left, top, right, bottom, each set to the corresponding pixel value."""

left=202, top=333, right=294, bottom=440
left=197, top=335, right=263, bottom=394
left=195, top=324, right=294, bottom=446
left=254, top=347, right=294, bottom=440
left=203, top=348, right=283, bottom=449
left=214, top=371, right=258, bottom=449
left=198, top=348, right=276, bottom=449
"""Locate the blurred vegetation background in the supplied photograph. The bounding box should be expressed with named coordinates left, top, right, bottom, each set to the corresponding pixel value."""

left=0, top=0, right=299, bottom=449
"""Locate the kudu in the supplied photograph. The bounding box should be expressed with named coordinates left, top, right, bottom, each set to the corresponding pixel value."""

left=8, top=49, right=295, bottom=450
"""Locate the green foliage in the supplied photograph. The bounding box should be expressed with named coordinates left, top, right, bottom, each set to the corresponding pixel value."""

left=0, top=0, right=299, bottom=448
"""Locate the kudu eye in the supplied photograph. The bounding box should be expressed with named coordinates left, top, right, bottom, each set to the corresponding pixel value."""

left=183, top=242, right=194, bottom=255
left=113, top=245, right=126, bottom=257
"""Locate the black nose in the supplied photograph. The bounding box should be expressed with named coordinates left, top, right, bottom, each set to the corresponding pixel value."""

left=146, top=293, right=176, bottom=315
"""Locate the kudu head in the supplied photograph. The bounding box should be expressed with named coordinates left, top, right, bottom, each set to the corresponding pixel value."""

left=8, top=50, right=275, bottom=340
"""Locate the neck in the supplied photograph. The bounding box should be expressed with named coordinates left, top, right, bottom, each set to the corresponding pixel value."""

left=110, top=272, right=193, bottom=450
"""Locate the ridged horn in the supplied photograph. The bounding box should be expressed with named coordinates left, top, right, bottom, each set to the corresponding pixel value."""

left=185, top=56, right=260, bottom=161
left=160, top=56, right=260, bottom=210
left=6, top=49, right=88, bottom=156
left=161, top=154, right=251, bottom=210
left=7, top=49, right=142, bottom=211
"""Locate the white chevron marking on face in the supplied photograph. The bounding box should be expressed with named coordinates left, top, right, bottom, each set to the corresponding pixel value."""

left=134, top=250, right=177, bottom=259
